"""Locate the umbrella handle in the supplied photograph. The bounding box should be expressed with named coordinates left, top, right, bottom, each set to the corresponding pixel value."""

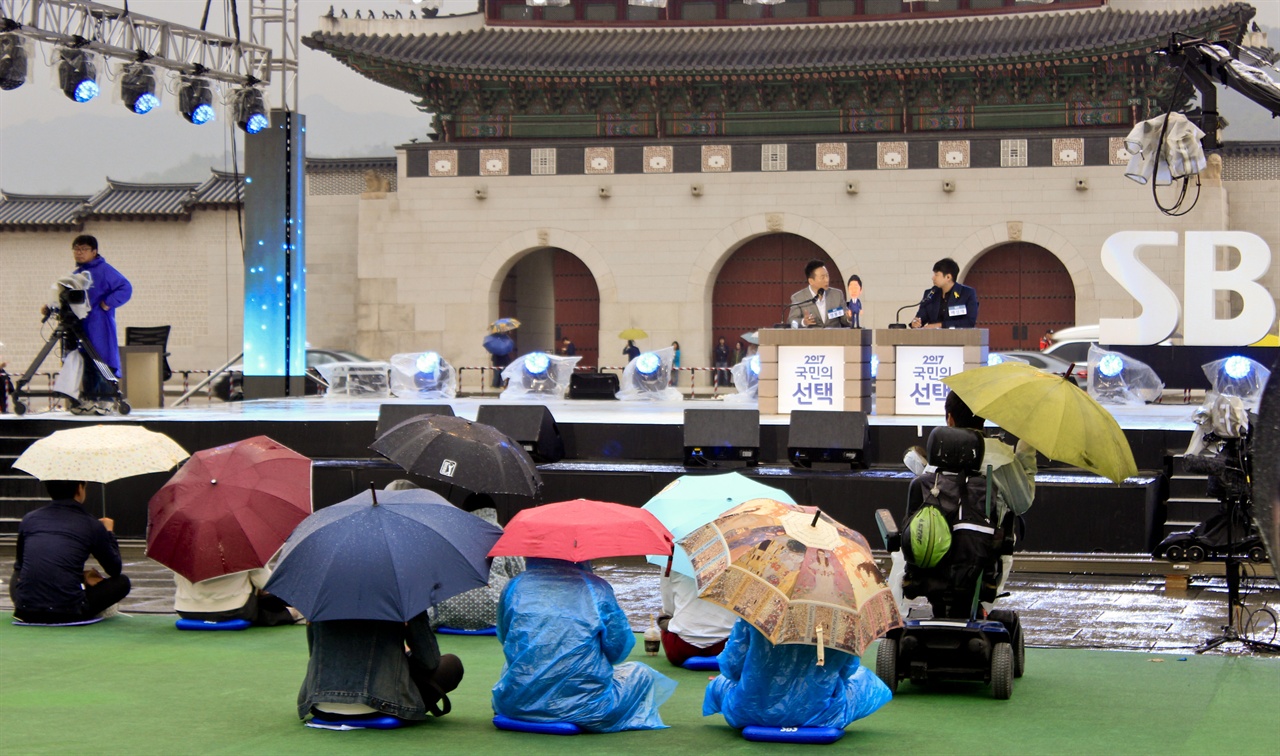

left=664, top=553, right=673, bottom=578
left=811, top=508, right=822, bottom=528
left=369, top=482, right=379, bottom=506
left=815, top=624, right=825, bottom=667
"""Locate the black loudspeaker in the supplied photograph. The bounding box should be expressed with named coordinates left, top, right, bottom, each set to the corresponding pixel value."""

left=788, top=410, right=869, bottom=469
left=569, top=372, right=620, bottom=400
left=375, top=403, right=455, bottom=439
left=683, top=408, right=760, bottom=467
left=476, top=404, right=565, bottom=463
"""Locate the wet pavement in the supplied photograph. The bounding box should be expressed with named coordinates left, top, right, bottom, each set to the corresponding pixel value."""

left=2, top=545, right=1277, bottom=657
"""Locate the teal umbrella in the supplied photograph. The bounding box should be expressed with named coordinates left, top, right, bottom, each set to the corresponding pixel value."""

left=642, top=472, right=796, bottom=576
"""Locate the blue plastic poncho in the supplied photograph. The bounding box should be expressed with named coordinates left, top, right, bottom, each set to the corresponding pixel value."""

left=491, top=559, right=677, bottom=732
left=74, top=255, right=132, bottom=374
left=703, top=619, right=892, bottom=730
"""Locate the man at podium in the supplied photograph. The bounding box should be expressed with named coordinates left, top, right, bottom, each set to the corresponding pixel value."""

left=909, top=257, right=979, bottom=329
left=789, top=260, right=850, bottom=328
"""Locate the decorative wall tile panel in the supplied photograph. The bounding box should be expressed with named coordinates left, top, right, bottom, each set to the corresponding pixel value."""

left=816, top=143, right=847, bottom=171
left=702, top=145, right=732, bottom=172
left=643, top=146, right=673, bottom=173
left=585, top=147, right=615, bottom=174
left=479, top=149, right=509, bottom=176
left=939, top=140, right=970, bottom=168
left=428, top=150, right=458, bottom=177
left=1053, top=138, right=1085, bottom=167
left=877, top=142, right=908, bottom=170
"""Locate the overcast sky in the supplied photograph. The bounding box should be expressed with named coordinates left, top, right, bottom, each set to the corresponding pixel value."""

left=1, top=0, right=1277, bottom=195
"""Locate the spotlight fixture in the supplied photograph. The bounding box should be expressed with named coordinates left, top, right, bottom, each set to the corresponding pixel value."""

left=121, top=63, right=159, bottom=115
left=414, top=351, right=442, bottom=391
left=179, top=78, right=216, bottom=125
left=232, top=87, right=268, bottom=134
left=0, top=33, right=27, bottom=91
left=1209, top=355, right=1269, bottom=404
left=58, top=48, right=98, bottom=103
left=745, top=354, right=761, bottom=389
left=520, top=351, right=558, bottom=393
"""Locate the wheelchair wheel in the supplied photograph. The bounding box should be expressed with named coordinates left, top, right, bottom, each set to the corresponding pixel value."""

left=988, top=610, right=1025, bottom=679
left=875, top=637, right=898, bottom=694
left=116, top=399, right=131, bottom=416
left=12, top=399, right=27, bottom=416
left=991, top=642, right=1013, bottom=700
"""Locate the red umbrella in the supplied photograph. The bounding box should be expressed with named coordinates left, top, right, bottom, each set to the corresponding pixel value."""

left=147, top=436, right=312, bottom=583
left=488, top=499, right=673, bottom=562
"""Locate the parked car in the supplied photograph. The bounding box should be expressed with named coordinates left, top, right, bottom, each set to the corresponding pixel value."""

left=213, top=348, right=372, bottom=401
left=990, top=350, right=1087, bottom=382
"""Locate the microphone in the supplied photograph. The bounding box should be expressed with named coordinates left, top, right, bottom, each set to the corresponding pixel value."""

left=778, top=288, right=824, bottom=327
left=890, top=289, right=936, bottom=329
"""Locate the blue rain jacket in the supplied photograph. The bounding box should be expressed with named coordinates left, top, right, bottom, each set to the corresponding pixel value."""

left=703, top=619, right=892, bottom=729
left=492, top=559, right=676, bottom=732
left=74, top=255, right=132, bottom=374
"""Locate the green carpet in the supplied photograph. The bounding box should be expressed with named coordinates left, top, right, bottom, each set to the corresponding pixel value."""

left=1, top=613, right=1276, bottom=755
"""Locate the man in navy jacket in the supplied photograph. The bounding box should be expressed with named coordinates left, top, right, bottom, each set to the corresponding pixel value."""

left=910, top=257, right=979, bottom=329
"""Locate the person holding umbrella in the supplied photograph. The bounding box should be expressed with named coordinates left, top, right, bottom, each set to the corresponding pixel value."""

left=485, top=319, right=520, bottom=389
left=488, top=499, right=677, bottom=732
left=10, top=480, right=131, bottom=624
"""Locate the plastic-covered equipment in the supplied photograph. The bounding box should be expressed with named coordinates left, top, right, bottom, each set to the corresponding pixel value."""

left=500, top=352, right=581, bottom=400
left=616, top=346, right=682, bottom=402
left=175, top=618, right=251, bottom=631
left=492, top=559, right=677, bottom=732
left=703, top=619, right=892, bottom=730
left=390, top=351, right=457, bottom=399
left=1203, top=355, right=1270, bottom=410
left=721, top=355, right=761, bottom=404
left=315, top=361, right=392, bottom=397
left=1086, top=346, right=1163, bottom=406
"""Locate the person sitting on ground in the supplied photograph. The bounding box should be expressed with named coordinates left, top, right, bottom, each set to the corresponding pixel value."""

left=703, top=618, right=891, bottom=730
left=10, top=480, right=131, bottom=624
left=491, top=558, right=677, bottom=732
left=173, top=567, right=301, bottom=627
left=298, top=611, right=464, bottom=723
left=431, top=493, right=524, bottom=631
left=657, top=570, right=735, bottom=666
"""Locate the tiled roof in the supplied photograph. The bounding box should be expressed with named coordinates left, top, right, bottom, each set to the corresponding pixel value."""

left=304, top=3, right=1254, bottom=79
left=0, top=193, right=90, bottom=228
left=306, top=156, right=398, bottom=171
left=84, top=179, right=199, bottom=218
left=191, top=170, right=245, bottom=205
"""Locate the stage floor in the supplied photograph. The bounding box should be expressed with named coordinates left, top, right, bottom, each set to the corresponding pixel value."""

left=5, top=394, right=1201, bottom=432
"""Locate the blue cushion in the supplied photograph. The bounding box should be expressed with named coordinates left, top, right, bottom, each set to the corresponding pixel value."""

left=682, top=655, right=720, bottom=671
left=308, top=715, right=406, bottom=730
left=175, top=618, right=252, bottom=631
left=436, top=626, right=497, bottom=636
left=742, top=726, right=846, bottom=744
left=492, top=715, right=582, bottom=736
left=12, top=616, right=105, bottom=628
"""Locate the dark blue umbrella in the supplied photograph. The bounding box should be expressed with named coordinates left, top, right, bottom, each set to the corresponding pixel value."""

left=483, top=333, right=514, bottom=357
left=264, top=487, right=503, bottom=622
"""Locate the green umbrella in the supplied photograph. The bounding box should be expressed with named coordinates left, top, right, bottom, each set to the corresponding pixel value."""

left=643, top=471, right=796, bottom=575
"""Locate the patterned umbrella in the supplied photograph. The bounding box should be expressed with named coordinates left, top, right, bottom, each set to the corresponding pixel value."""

left=490, top=318, right=521, bottom=334
left=679, top=498, right=901, bottom=659
left=14, top=424, right=188, bottom=483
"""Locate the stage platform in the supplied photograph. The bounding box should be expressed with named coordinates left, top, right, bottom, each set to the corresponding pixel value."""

left=1, top=396, right=1199, bottom=553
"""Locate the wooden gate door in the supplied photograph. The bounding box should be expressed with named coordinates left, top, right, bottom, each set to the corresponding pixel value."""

left=964, top=243, right=1075, bottom=351
left=712, top=233, right=844, bottom=360
left=553, top=250, right=600, bottom=369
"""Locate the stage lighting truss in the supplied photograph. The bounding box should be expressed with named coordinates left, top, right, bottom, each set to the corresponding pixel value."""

left=120, top=62, right=160, bottom=115
left=0, top=32, right=28, bottom=91
left=57, top=47, right=98, bottom=103
left=521, top=351, right=555, bottom=392
left=178, top=77, right=216, bottom=125
left=231, top=86, right=268, bottom=134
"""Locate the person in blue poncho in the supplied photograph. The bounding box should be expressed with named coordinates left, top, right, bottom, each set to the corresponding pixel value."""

left=703, top=618, right=892, bottom=730
left=492, top=558, right=676, bottom=732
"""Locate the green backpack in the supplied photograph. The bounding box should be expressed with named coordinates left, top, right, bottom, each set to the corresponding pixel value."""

left=904, top=505, right=952, bottom=569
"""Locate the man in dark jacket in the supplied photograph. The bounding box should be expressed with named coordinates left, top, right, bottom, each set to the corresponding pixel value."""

left=10, top=480, right=131, bottom=624
left=910, top=257, right=978, bottom=329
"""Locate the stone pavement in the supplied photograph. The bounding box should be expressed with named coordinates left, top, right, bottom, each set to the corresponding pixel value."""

left=2, top=543, right=1277, bottom=656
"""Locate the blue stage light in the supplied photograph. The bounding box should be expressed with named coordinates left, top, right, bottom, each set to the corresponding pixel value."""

left=635, top=352, right=661, bottom=377
left=180, top=78, right=216, bottom=125
left=524, top=352, right=551, bottom=377
left=987, top=354, right=1005, bottom=366
left=246, top=112, right=268, bottom=133
left=748, top=354, right=761, bottom=376
left=121, top=64, right=158, bottom=114
left=234, top=87, right=268, bottom=134
left=1098, top=354, right=1125, bottom=378
left=416, top=351, right=440, bottom=375
left=58, top=49, right=97, bottom=103
left=1223, top=355, right=1251, bottom=380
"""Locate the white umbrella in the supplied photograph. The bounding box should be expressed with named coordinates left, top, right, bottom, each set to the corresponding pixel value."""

left=14, top=425, right=189, bottom=483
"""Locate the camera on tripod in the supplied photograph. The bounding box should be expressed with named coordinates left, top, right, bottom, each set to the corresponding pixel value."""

left=46, top=272, right=92, bottom=324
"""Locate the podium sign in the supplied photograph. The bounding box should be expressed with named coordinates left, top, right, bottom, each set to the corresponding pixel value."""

left=894, top=345, right=964, bottom=415
left=778, top=346, right=846, bottom=413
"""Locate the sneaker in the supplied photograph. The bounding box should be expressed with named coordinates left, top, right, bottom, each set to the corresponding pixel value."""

left=69, top=403, right=94, bottom=415
left=96, top=603, right=120, bottom=620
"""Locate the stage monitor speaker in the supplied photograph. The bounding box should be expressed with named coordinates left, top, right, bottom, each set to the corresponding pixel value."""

left=569, top=372, right=620, bottom=400
left=683, top=408, right=759, bottom=467
left=375, top=403, right=456, bottom=439
left=787, top=410, right=868, bottom=469
left=476, top=404, right=564, bottom=463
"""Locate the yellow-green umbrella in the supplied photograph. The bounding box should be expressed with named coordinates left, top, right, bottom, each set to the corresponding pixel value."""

left=941, top=362, right=1137, bottom=484
left=618, top=328, right=648, bottom=340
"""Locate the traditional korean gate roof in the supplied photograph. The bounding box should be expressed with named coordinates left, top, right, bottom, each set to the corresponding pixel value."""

left=305, top=3, right=1253, bottom=82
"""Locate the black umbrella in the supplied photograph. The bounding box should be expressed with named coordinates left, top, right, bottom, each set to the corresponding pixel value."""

left=371, top=414, right=542, bottom=498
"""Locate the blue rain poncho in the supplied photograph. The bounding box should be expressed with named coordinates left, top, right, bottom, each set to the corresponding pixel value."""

left=491, top=559, right=676, bottom=732
left=703, top=619, right=892, bottom=730
left=74, top=255, right=132, bottom=374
